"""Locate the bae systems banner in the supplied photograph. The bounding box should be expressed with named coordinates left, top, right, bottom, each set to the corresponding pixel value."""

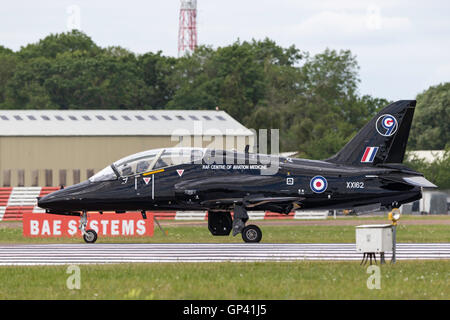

left=23, top=213, right=154, bottom=237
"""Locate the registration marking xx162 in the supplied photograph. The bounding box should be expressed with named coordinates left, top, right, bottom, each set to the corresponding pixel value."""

left=346, top=182, right=365, bottom=189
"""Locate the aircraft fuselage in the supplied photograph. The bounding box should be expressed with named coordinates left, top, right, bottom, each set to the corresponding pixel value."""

left=38, top=154, right=422, bottom=215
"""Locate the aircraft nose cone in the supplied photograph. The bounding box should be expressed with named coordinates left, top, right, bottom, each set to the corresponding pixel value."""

left=37, top=180, right=92, bottom=211
left=37, top=193, right=58, bottom=209
left=37, top=187, right=75, bottom=210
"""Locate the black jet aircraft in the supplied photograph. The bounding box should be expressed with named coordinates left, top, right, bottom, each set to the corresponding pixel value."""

left=38, top=100, right=436, bottom=243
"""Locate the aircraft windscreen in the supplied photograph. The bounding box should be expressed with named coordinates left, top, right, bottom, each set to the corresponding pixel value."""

left=111, top=148, right=205, bottom=177
left=113, top=149, right=161, bottom=177
left=89, top=166, right=117, bottom=182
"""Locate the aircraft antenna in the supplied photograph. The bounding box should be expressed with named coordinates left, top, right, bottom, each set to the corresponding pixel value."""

left=178, top=0, right=198, bottom=57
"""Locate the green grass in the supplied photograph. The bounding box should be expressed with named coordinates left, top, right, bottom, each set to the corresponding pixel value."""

left=0, top=223, right=449, bottom=244
left=0, top=261, right=448, bottom=299
left=1, top=217, right=448, bottom=300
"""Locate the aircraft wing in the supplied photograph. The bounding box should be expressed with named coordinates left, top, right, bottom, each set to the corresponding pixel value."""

left=175, top=176, right=304, bottom=207
left=200, top=196, right=304, bottom=207
left=175, top=175, right=280, bottom=189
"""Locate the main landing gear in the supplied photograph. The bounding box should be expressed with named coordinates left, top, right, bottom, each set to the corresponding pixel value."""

left=80, top=211, right=98, bottom=244
left=208, top=205, right=262, bottom=243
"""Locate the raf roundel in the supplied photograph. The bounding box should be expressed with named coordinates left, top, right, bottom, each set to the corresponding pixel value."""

left=310, top=176, right=328, bottom=193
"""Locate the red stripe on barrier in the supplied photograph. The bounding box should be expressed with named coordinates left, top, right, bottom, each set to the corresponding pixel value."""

left=152, top=211, right=177, bottom=220
left=264, top=211, right=294, bottom=219
left=0, top=187, right=13, bottom=206
left=3, top=206, right=34, bottom=221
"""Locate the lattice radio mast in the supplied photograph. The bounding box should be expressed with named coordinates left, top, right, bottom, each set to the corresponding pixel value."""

left=178, top=0, right=198, bottom=57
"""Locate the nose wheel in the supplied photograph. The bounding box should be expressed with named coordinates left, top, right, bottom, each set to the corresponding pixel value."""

left=83, top=229, right=98, bottom=243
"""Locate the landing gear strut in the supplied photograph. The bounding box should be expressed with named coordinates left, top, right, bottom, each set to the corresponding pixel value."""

left=232, top=205, right=249, bottom=236
left=233, top=205, right=262, bottom=243
left=80, top=211, right=98, bottom=244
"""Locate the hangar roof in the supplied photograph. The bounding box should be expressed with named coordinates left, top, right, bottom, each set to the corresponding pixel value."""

left=0, top=110, right=253, bottom=136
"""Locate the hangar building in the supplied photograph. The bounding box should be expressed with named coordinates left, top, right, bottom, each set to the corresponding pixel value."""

left=0, top=110, right=254, bottom=187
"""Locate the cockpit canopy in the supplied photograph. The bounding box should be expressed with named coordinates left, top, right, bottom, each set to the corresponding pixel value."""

left=89, top=147, right=206, bottom=182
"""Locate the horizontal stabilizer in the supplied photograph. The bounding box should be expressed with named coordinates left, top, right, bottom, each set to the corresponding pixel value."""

left=403, top=176, right=437, bottom=188
left=352, top=203, right=381, bottom=214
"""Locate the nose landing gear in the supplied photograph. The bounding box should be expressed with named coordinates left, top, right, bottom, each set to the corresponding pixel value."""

left=80, top=211, right=98, bottom=244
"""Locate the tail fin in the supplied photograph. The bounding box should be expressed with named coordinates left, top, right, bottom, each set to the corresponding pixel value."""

left=326, top=100, right=416, bottom=166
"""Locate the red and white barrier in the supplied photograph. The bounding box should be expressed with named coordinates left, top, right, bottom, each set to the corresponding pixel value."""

left=0, top=187, right=328, bottom=221
left=0, top=187, right=58, bottom=221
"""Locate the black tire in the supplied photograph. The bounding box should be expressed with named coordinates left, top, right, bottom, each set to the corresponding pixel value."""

left=241, top=225, right=262, bottom=243
left=83, top=229, right=98, bottom=244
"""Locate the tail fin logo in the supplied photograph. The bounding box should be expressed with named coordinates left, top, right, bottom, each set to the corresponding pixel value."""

left=376, top=114, right=398, bottom=137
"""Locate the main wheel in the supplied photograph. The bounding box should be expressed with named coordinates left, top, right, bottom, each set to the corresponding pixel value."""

left=83, top=229, right=98, bottom=244
left=242, top=225, right=262, bottom=243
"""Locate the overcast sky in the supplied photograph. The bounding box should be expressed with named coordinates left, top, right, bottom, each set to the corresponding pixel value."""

left=1, top=0, right=449, bottom=101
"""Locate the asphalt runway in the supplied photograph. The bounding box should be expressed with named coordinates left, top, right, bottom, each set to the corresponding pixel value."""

left=0, top=243, right=449, bottom=265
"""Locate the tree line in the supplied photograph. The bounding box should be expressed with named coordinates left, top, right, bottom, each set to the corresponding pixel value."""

left=0, top=30, right=448, bottom=159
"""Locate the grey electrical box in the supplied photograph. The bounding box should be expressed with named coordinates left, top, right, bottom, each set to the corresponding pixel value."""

left=355, top=224, right=392, bottom=253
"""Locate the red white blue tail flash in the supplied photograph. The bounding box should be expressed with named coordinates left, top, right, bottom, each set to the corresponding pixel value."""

left=361, top=146, right=379, bottom=163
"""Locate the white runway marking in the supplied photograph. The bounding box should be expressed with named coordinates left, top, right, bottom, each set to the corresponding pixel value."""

left=0, top=243, right=449, bottom=265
